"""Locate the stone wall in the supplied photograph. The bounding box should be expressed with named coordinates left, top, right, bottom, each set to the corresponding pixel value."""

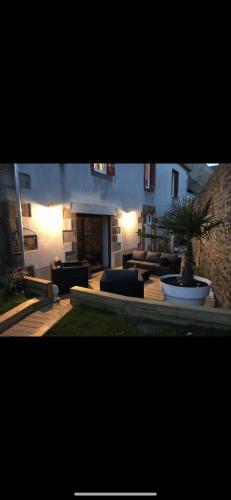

left=185, top=164, right=212, bottom=190
left=195, top=164, right=231, bottom=308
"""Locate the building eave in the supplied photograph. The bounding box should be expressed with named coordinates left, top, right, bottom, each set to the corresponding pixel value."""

left=178, top=163, right=191, bottom=172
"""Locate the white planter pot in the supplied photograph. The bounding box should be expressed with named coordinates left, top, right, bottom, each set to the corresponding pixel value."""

left=52, top=284, right=60, bottom=303
left=160, top=274, right=212, bottom=306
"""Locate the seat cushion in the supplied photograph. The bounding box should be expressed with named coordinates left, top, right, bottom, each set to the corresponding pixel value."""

left=137, top=261, right=158, bottom=270
left=126, top=260, right=143, bottom=267
left=62, top=260, right=83, bottom=268
left=160, top=253, right=178, bottom=263
left=159, top=257, right=169, bottom=266
left=146, top=251, right=161, bottom=263
left=132, top=250, right=146, bottom=261
left=126, top=260, right=160, bottom=271
left=152, top=265, right=171, bottom=276
left=103, top=269, right=138, bottom=282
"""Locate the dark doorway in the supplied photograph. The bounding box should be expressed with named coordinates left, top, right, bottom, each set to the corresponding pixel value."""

left=77, top=214, right=110, bottom=273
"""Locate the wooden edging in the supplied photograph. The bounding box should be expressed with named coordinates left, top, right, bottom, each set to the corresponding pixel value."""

left=70, top=286, right=231, bottom=331
left=23, top=276, right=53, bottom=299
left=0, top=297, right=52, bottom=334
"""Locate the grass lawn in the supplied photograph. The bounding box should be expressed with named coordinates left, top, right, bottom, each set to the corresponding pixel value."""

left=45, top=304, right=231, bottom=337
left=0, top=285, right=28, bottom=315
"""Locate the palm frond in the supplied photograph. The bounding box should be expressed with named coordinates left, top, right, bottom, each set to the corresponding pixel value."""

left=158, top=196, right=223, bottom=244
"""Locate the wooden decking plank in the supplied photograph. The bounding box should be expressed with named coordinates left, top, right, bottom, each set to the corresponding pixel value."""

left=21, top=320, right=44, bottom=326
left=15, top=321, right=44, bottom=328
left=1, top=298, right=72, bottom=337
left=3, top=328, right=33, bottom=336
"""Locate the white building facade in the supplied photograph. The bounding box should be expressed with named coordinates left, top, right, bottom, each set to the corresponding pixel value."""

left=16, top=163, right=189, bottom=279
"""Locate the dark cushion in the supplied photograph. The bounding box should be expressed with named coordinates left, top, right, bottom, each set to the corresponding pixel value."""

left=52, top=265, right=89, bottom=293
left=126, top=260, right=161, bottom=270
left=159, top=257, right=169, bottom=266
left=161, top=253, right=178, bottom=263
left=103, top=269, right=138, bottom=283
left=126, top=260, right=154, bottom=269
left=137, top=261, right=158, bottom=270
left=132, top=250, right=146, bottom=261
left=62, top=261, right=83, bottom=268
left=146, top=251, right=161, bottom=263
left=152, top=265, right=172, bottom=276
left=126, top=260, right=141, bottom=266
left=54, top=259, right=63, bottom=267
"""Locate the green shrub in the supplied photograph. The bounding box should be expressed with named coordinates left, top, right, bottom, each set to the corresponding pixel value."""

left=7, top=267, right=29, bottom=294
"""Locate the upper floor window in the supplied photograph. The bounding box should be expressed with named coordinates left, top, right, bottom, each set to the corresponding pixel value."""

left=94, top=163, right=107, bottom=174
left=171, top=169, right=179, bottom=198
left=91, top=163, right=115, bottom=178
left=144, top=164, right=156, bottom=191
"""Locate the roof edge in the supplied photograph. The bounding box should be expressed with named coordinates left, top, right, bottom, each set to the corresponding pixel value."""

left=178, top=163, right=191, bottom=172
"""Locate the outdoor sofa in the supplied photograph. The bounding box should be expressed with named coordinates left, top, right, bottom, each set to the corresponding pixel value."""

left=123, top=250, right=181, bottom=276
left=100, top=269, right=144, bottom=298
left=51, top=260, right=89, bottom=293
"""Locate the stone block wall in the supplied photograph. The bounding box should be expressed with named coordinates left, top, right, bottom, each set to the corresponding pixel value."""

left=185, top=164, right=213, bottom=193
left=195, top=164, right=231, bottom=308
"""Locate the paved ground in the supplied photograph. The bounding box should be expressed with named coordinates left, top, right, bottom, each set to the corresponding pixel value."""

left=0, top=297, right=72, bottom=337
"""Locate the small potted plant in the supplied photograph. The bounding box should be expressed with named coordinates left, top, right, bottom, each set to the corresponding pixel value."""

left=7, top=267, right=29, bottom=296
left=157, top=197, right=223, bottom=306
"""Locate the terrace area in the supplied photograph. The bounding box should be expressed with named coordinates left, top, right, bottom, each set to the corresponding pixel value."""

left=2, top=270, right=230, bottom=338
left=88, top=269, right=215, bottom=308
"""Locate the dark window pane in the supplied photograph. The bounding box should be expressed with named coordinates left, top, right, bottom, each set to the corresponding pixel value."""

left=172, top=169, right=179, bottom=198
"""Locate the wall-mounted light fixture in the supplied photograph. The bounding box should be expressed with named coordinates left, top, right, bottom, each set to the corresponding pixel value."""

left=122, top=211, right=137, bottom=232
left=32, top=204, right=63, bottom=235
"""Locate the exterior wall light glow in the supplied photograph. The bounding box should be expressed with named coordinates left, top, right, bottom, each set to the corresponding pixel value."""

left=33, top=204, right=63, bottom=235
left=122, top=211, right=137, bottom=233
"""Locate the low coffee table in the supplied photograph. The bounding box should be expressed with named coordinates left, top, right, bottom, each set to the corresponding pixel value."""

left=128, top=267, right=151, bottom=281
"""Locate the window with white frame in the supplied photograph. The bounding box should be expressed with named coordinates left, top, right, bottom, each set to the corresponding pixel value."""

left=91, top=163, right=115, bottom=178
left=93, top=163, right=107, bottom=175
left=144, top=163, right=156, bottom=191
left=144, top=163, right=151, bottom=189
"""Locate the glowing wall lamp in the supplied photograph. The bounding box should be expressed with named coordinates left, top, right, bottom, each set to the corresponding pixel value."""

left=33, top=203, right=63, bottom=235
left=122, top=211, right=137, bottom=233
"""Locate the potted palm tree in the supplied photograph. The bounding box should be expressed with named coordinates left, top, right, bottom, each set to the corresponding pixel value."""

left=157, top=197, right=223, bottom=306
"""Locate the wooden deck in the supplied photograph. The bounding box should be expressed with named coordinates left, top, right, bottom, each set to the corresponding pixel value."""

left=1, top=271, right=214, bottom=337
left=1, top=297, right=72, bottom=337
left=88, top=270, right=215, bottom=308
